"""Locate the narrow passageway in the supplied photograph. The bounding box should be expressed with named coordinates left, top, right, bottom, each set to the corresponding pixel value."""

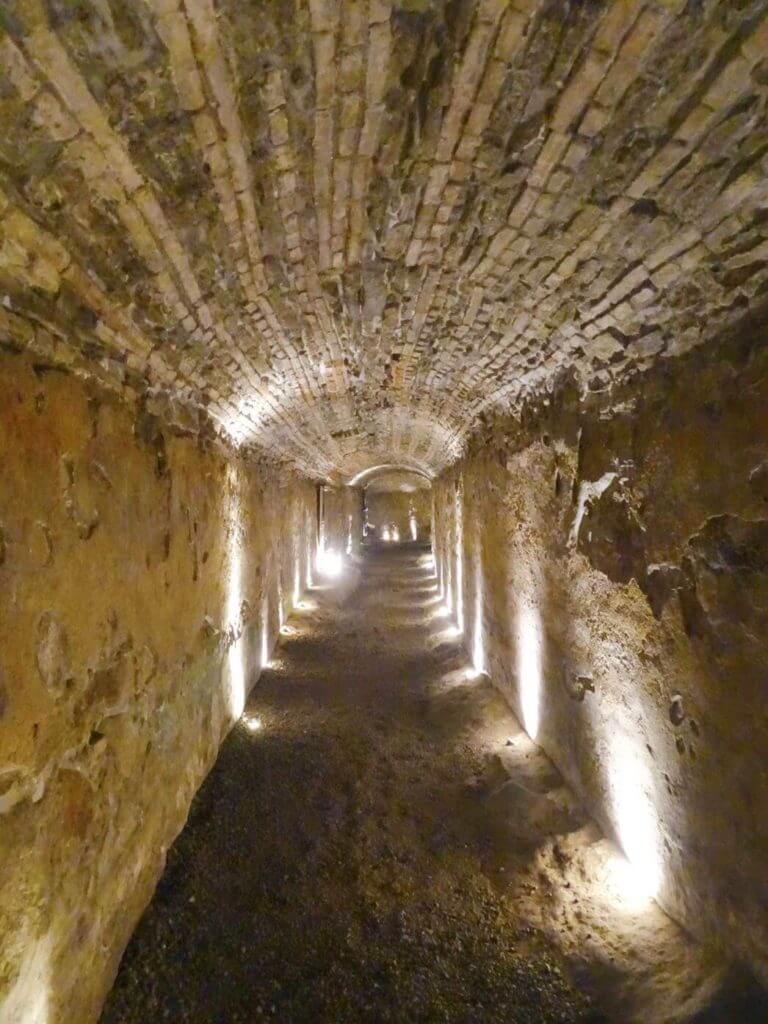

left=100, top=548, right=748, bottom=1024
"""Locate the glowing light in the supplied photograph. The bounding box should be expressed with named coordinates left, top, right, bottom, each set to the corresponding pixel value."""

left=242, top=714, right=263, bottom=733
left=293, top=554, right=302, bottom=607
left=517, top=603, right=542, bottom=740
left=226, top=468, right=246, bottom=719
left=261, top=600, right=270, bottom=668
left=3, top=929, right=52, bottom=1024
left=382, top=527, right=391, bottom=542
left=347, top=463, right=432, bottom=487
left=392, top=527, right=400, bottom=543
left=607, top=732, right=662, bottom=903
left=454, top=489, right=464, bottom=635
left=316, top=545, right=343, bottom=578
left=472, top=577, right=485, bottom=677
left=410, top=515, right=418, bottom=541
left=346, top=514, right=353, bottom=555
left=454, top=541, right=464, bottom=634
left=305, top=537, right=314, bottom=588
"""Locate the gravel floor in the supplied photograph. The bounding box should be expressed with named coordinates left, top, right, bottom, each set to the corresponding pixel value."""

left=99, top=546, right=763, bottom=1024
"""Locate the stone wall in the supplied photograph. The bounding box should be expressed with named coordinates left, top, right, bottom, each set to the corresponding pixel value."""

left=365, top=488, right=432, bottom=543
left=433, top=321, right=768, bottom=980
left=0, top=350, right=321, bottom=1023
left=320, top=483, right=363, bottom=561
left=3, top=1, right=767, bottom=481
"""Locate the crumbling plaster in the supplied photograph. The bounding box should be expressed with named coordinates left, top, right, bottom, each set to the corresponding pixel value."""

left=0, top=349, right=346, bottom=1023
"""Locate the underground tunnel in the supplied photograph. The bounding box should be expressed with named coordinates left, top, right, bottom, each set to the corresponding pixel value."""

left=1, top=0, right=768, bottom=1021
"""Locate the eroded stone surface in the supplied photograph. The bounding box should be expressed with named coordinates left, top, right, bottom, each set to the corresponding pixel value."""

left=0, top=349, right=360, bottom=1023
left=433, top=319, right=768, bottom=981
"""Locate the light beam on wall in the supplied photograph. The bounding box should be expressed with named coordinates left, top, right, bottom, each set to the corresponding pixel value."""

left=306, top=536, right=314, bottom=588
left=517, top=603, right=542, bottom=740
left=2, top=928, right=52, bottom=1024
left=472, top=571, right=485, bottom=677
left=226, top=467, right=246, bottom=719
left=293, top=553, right=302, bottom=607
left=607, top=732, right=662, bottom=904
left=261, top=598, right=270, bottom=668
left=410, top=514, right=418, bottom=541
left=453, top=485, right=465, bottom=635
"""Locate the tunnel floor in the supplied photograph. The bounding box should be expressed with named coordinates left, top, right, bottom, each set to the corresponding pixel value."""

left=100, top=546, right=757, bottom=1024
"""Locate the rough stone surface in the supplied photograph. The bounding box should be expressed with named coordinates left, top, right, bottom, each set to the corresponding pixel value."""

left=1, top=0, right=768, bottom=479
left=433, top=317, right=768, bottom=982
left=0, top=348, right=355, bottom=1023
left=1, top=0, right=768, bottom=1017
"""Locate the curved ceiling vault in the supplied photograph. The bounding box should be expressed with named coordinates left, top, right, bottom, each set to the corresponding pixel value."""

left=1, top=0, right=767, bottom=480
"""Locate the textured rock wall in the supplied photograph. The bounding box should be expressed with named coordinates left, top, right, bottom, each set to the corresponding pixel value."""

left=0, top=349, right=320, bottom=1023
left=433, top=321, right=768, bottom=979
left=365, top=488, right=432, bottom=542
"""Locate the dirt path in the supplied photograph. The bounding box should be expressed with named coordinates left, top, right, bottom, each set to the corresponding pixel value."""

left=100, top=547, right=756, bottom=1024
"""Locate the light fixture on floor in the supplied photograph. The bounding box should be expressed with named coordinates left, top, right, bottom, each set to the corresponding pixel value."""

left=242, top=714, right=263, bottom=733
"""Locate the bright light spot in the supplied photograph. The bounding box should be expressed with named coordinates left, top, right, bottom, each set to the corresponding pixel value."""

left=517, top=603, right=542, bottom=740
left=3, top=928, right=52, bottom=1024
left=472, top=577, right=485, bottom=677
left=410, top=515, right=418, bottom=541
left=242, top=714, right=263, bottom=733
left=382, top=527, right=391, bottom=542
left=292, top=554, right=302, bottom=607
left=226, top=468, right=246, bottom=719
left=261, top=602, right=270, bottom=668
left=454, top=544, right=464, bottom=634
left=305, top=537, right=314, bottom=588
left=607, top=732, right=662, bottom=904
left=601, top=849, right=657, bottom=912
left=454, top=488, right=464, bottom=635
left=392, top=527, right=400, bottom=542
left=316, top=545, right=343, bottom=578
left=346, top=514, right=353, bottom=555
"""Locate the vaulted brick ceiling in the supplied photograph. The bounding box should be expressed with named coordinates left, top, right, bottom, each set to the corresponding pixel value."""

left=1, top=0, right=767, bottom=480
